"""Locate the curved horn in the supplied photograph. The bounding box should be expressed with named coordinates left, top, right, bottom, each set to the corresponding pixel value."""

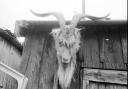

left=30, top=10, right=66, bottom=28
left=86, top=13, right=110, bottom=20
left=71, top=14, right=85, bottom=28
left=71, top=13, right=110, bottom=28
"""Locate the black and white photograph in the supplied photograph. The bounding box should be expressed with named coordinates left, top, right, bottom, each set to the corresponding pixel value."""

left=0, top=0, right=127, bottom=89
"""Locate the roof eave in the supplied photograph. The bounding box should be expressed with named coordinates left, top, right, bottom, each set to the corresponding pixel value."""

left=14, top=20, right=127, bottom=37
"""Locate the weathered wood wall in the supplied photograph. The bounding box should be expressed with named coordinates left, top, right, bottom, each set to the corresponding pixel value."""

left=79, top=26, right=127, bottom=70
left=0, top=37, right=22, bottom=89
left=16, top=20, right=127, bottom=89
left=79, top=25, right=127, bottom=89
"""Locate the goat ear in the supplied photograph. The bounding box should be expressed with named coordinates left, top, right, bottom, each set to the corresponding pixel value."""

left=50, top=28, right=61, bottom=39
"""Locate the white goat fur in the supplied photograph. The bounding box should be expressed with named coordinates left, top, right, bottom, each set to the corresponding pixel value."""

left=51, top=26, right=81, bottom=89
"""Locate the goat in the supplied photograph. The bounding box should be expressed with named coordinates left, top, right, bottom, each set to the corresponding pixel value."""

left=31, top=10, right=109, bottom=89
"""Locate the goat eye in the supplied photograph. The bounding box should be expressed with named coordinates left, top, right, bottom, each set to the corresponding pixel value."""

left=59, top=41, right=63, bottom=46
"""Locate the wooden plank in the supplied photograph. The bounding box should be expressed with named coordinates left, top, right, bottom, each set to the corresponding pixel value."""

left=105, top=84, right=114, bottom=89
left=79, top=33, right=91, bottom=68
left=78, top=38, right=85, bottom=67
left=83, top=68, right=127, bottom=85
left=21, top=34, right=46, bottom=89
left=89, top=82, right=98, bottom=89
left=103, top=31, right=125, bottom=69
left=98, top=31, right=105, bottom=68
left=80, top=31, right=100, bottom=68
left=121, top=85, right=127, bottom=89
left=20, top=35, right=33, bottom=74
left=113, top=85, right=117, bottom=89
left=112, top=84, right=126, bottom=89
left=83, top=70, right=127, bottom=89
left=98, top=83, right=105, bottom=89
left=120, top=32, right=127, bottom=64
left=80, top=69, right=84, bottom=89
left=118, top=85, right=124, bottom=89
left=37, top=34, right=58, bottom=89
left=83, top=79, right=89, bottom=89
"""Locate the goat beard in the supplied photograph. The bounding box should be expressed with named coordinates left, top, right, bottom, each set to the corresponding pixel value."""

left=57, top=57, right=76, bottom=89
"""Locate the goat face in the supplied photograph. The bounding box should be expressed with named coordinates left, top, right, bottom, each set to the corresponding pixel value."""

left=52, top=25, right=81, bottom=89
left=54, top=25, right=80, bottom=63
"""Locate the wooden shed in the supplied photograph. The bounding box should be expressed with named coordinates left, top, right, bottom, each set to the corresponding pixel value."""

left=14, top=20, right=127, bottom=89
left=0, top=28, right=23, bottom=89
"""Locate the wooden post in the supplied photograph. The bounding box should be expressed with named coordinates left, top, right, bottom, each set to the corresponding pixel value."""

left=82, top=0, right=86, bottom=21
left=82, top=0, right=85, bottom=15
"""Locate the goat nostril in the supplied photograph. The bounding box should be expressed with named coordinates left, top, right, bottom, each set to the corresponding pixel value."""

left=0, top=85, right=3, bottom=88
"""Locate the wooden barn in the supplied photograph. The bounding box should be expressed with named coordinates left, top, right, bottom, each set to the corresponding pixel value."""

left=0, top=28, right=23, bottom=89
left=14, top=20, right=127, bottom=89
